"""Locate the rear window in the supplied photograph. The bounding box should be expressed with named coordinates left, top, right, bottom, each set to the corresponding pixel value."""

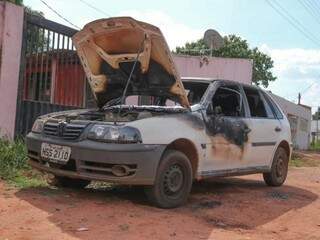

left=262, top=92, right=284, bottom=119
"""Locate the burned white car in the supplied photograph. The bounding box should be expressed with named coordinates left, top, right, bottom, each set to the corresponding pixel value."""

left=26, top=17, right=292, bottom=208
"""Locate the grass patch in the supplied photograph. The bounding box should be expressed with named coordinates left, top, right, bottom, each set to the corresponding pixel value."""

left=0, top=138, right=47, bottom=188
left=310, top=140, right=320, bottom=151
left=8, top=170, right=47, bottom=188
left=289, top=152, right=320, bottom=167
left=289, top=154, right=305, bottom=167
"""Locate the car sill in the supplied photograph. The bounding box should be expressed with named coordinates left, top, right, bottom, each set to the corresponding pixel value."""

left=199, top=166, right=270, bottom=179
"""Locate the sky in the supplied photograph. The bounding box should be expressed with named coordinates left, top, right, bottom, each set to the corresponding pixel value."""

left=24, top=0, right=320, bottom=112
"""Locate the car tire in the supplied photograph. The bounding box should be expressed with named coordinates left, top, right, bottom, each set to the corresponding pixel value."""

left=145, top=150, right=193, bottom=208
left=263, top=147, right=289, bottom=186
left=48, top=176, right=90, bottom=189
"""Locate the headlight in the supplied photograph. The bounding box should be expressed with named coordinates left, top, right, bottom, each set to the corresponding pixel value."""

left=31, top=119, right=45, bottom=133
left=87, top=125, right=142, bottom=143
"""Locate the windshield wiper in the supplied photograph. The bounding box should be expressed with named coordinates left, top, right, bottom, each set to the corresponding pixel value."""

left=103, top=97, right=122, bottom=109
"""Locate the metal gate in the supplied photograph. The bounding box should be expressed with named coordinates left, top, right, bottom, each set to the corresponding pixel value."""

left=15, top=13, right=92, bottom=137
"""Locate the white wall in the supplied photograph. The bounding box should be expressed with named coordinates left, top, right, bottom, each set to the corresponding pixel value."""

left=271, top=94, right=311, bottom=150
left=173, top=55, right=253, bottom=84
left=0, top=2, right=24, bottom=139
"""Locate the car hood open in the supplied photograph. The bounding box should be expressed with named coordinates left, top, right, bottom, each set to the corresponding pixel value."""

left=72, top=17, right=190, bottom=108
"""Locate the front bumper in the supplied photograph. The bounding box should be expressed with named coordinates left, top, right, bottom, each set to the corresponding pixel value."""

left=26, top=133, right=166, bottom=185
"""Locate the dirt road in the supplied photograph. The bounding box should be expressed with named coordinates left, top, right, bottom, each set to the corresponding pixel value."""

left=0, top=166, right=320, bottom=240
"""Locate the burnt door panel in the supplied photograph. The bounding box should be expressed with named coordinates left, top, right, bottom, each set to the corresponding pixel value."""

left=203, top=84, right=252, bottom=171
left=205, top=115, right=252, bottom=170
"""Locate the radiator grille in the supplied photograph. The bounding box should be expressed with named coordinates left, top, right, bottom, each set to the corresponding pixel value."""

left=43, top=121, right=87, bottom=140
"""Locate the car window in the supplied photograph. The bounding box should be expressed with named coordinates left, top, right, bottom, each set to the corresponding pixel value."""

left=211, top=86, right=244, bottom=117
left=262, top=92, right=284, bottom=119
left=133, top=82, right=209, bottom=107
left=243, top=87, right=268, bottom=118
left=165, top=82, right=209, bottom=106
left=184, top=82, right=209, bottom=105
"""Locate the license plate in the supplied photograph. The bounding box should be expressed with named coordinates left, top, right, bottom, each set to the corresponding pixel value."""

left=41, top=143, right=71, bottom=163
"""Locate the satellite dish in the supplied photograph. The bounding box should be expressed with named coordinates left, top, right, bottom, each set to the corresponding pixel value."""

left=203, top=29, right=224, bottom=50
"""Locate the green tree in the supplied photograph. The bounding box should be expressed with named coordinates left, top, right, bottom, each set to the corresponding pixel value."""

left=25, top=6, right=44, bottom=17
left=7, top=0, right=47, bottom=53
left=24, top=7, right=48, bottom=53
left=313, top=108, right=320, bottom=120
left=174, top=35, right=276, bottom=88
left=8, top=0, right=23, bottom=5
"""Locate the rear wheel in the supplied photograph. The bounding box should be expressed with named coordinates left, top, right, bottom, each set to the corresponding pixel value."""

left=263, top=147, right=289, bottom=186
left=145, top=150, right=193, bottom=208
left=48, top=176, right=90, bottom=189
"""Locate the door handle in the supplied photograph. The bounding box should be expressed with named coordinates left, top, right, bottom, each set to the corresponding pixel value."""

left=275, top=126, right=282, bottom=132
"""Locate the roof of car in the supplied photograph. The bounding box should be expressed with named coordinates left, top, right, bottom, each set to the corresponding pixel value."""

left=181, top=77, right=257, bottom=89
left=181, top=77, right=215, bottom=83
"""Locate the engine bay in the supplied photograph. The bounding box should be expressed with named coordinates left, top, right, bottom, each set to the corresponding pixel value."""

left=48, top=105, right=187, bottom=123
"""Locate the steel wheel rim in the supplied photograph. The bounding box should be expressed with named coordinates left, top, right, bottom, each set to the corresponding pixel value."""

left=276, top=155, right=285, bottom=178
left=163, top=164, right=184, bottom=196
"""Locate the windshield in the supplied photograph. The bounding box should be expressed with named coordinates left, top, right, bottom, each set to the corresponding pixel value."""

left=184, top=82, right=209, bottom=105
left=103, top=81, right=209, bottom=107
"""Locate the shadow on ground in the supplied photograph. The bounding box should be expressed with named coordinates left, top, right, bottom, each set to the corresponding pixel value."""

left=15, top=176, right=318, bottom=239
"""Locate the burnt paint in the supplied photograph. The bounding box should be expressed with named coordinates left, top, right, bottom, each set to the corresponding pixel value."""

left=161, top=111, right=205, bottom=130
left=178, top=112, right=205, bottom=130
left=204, top=115, right=249, bottom=148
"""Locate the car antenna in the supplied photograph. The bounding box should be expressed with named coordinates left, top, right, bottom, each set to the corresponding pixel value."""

left=114, top=35, right=147, bottom=125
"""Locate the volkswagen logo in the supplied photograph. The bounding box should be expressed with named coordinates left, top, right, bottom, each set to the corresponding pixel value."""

left=57, top=121, right=67, bottom=137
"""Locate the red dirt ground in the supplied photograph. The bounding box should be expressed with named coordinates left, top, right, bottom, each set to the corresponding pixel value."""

left=0, top=166, right=320, bottom=239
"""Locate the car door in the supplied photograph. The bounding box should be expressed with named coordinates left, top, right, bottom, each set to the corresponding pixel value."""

left=203, top=82, right=252, bottom=172
left=241, top=86, right=283, bottom=168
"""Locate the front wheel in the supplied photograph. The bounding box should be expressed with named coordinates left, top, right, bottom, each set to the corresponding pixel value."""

left=145, top=150, right=193, bottom=208
left=263, top=147, right=289, bottom=186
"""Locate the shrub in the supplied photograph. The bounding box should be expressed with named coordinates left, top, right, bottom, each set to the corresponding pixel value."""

left=0, top=138, right=47, bottom=187
left=0, top=138, right=29, bottom=180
